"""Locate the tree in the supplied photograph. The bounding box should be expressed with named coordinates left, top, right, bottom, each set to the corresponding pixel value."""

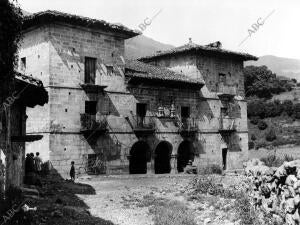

left=0, top=0, right=23, bottom=193
left=244, top=65, right=289, bottom=98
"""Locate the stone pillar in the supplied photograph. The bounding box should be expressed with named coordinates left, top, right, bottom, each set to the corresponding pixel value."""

left=170, top=154, right=177, bottom=174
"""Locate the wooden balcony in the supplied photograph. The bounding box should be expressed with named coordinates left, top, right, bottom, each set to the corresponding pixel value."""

left=178, top=118, right=198, bottom=137
left=131, top=116, right=156, bottom=137
left=80, top=83, right=107, bottom=93
left=80, top=114, right=108, bottom=135
left=217, top=84, right=237, bottom=99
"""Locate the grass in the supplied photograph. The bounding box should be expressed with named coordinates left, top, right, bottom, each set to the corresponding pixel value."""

left=149, top=200, right=197, bottom=225
left=260, top=154, right=294, bottom=167
left=199, top=164, right=223, bottom=175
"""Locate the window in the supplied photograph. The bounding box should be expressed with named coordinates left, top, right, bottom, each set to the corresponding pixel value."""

left=181, top=106, right=190, bottom=118
left=218, top=73, right=226, bottom=83
left=221, top=107, right=229, bottom=117
left=106, top=65, right=113, bottom=76
left=84, top=57, right=96, bottom=84
left=136, top=103, right=147, bottom=118
left=85, top=101, right=97, bottom=115
left=20, top=57, right=26, bottom=72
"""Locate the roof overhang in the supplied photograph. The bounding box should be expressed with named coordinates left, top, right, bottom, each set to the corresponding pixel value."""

left=22, top=10, right=140, bottom=39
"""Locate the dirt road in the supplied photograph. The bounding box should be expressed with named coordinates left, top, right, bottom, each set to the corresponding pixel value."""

left=77, top=175, right=238, bottom=225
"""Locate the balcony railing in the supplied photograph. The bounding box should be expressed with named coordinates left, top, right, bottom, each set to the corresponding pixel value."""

left=217, top=84, right=237, bottom=98
left=80, top=114, right=108, bottom=134
left=131, top=116, right=156, bottom=136
left=219, top=117, right=236, bottom=133
left=178, top=118, right=198, bottom=137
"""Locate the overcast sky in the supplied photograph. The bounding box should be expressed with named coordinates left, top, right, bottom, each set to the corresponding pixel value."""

left=18, top=0, right=300, bottom=59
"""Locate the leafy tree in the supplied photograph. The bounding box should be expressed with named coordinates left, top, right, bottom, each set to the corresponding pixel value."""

left=244, top=65, right=291, bottom=98
left=0, top=0, right=23, bottom=96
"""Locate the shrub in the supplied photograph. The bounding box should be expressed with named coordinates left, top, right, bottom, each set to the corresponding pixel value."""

left=251, top=134, right=256, bottom=141
left=255, top=141, right=268, bottom=150
left=248, top=141, right=255, bottom=150
left=200, top=164, right=223, bottom=175
left=250, top=117, right=260, bottom=125
left=260, top=154, right=294, bottom=167
left=265, top=129, right=277, bottom=142
left=234, top=193, right=259, bottom=225
left=258, top=120, right=268, bottom=130
left=150, top=200, right=197, bottom=225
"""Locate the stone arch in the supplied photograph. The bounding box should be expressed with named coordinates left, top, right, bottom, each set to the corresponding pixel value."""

left=129, top=141, right=150, bottom=174
left=154, top=141, right=172, bottom=174
left=177, top=140, right=195, bottom=172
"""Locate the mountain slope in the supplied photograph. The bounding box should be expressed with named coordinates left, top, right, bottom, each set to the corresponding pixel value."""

left=246, top=55, right=300, bottom=81
left=125, top=35, right=174, bottom=59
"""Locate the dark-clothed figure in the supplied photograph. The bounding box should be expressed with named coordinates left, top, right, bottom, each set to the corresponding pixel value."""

left=34, top=152, right=42, bottom=174
left=70, top=161, right=75, bottom=181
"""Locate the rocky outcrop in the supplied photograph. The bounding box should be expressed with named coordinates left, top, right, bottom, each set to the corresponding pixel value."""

left=245, top=159, right=300, bottom=225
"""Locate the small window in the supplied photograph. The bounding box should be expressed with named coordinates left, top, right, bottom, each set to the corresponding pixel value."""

left=219, top=73, right=226, bottom=83
left=221, top=107, right=229, bottom=117
left=85, top=101, right=97, bottom=115
left=84, top=57, right=96, bottom=84
left=20, top=57, right=26, bottom=72
left=136, top=103, right=147, bottom=117
left=106, top=65, right=113, bottom=76
left=181, top=106, right=190, bottom=118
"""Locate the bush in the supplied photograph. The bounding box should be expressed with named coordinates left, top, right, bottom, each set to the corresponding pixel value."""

left=258, top=120, right=268, bottom=130
left=150, top=200, right=197, bottom=225
left=255, top=141, right=268, bottom=150
left=200, top=164, right=223, bottom=175
left=234, top=193, right=259, bottom=225
left=261, top=154, right=283, bottom=167
left=251, top=134, right=256, bottom=141
left=248, top=141, right=255, bottom=150
left=250, top=117, right=260, bottom=125
left=265, top=129, right=277, bottom=142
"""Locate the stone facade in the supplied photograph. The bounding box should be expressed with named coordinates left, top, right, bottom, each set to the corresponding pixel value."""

left=20, top=12, right=255, bottom=177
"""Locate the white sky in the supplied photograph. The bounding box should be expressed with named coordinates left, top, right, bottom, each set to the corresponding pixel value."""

left=18, top=0, right=300, bottom=59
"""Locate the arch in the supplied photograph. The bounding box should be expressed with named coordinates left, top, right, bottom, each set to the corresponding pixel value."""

left=129, top=141, right=150, bottom=174
left=177, top=140, right=195, bottom=172
left=154, top=141, right=172, bottom=174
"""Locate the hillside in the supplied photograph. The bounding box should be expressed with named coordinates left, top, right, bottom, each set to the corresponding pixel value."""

left=125, top=35, right=174, bottom=59
left=246, top=55, right=300, bottom=81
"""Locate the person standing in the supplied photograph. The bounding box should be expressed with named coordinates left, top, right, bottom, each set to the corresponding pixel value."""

left=70, top=161, right=75, bottom=181
left=34, top=152, right=42, bottom=175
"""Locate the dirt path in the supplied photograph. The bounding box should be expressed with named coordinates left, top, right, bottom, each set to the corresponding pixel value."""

left=77, top=175, right=239, bottom=225
left=77, top=175, right=192, bottom=225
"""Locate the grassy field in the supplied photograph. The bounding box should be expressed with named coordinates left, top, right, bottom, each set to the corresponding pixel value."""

left=248, top=116, right=300, bottom=149
left=272, top=87, right=300, bottom=103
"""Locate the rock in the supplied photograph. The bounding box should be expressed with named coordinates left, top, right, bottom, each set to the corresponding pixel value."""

left=243, top=158, right=265, bottom=168
left=285, top=198, right=295, bottom=213
left=286, top=213, right=296, bottom=225
left=286, top=175, right=298, bottom=186
left=245, top=165, right=271, bottom=176
left=203, top=218, right=211, bottom=225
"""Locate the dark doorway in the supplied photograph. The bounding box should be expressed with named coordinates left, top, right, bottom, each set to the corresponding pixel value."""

left=129, top=141, right=150, bottom=174
left=222, top=148, right=228, bottom=170
left=155, top=141, right=172, bottom=174
left=177, top=140, right=195, bottom=172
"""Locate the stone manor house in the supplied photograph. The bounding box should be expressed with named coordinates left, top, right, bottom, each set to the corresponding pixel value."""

left=19, top=10, right=257, bottom=177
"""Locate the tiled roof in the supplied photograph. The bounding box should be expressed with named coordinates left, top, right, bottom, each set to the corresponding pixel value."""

left=139, top=42, right=258, bottom=61
left=22, top=10, right=140, bottom=38
left=15, top=72, right=44, bottom=87
left=125, top=60, right=204, bottom=86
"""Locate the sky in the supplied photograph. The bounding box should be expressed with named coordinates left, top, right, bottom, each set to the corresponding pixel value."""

left=17, top=0, right=300, bottom=59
